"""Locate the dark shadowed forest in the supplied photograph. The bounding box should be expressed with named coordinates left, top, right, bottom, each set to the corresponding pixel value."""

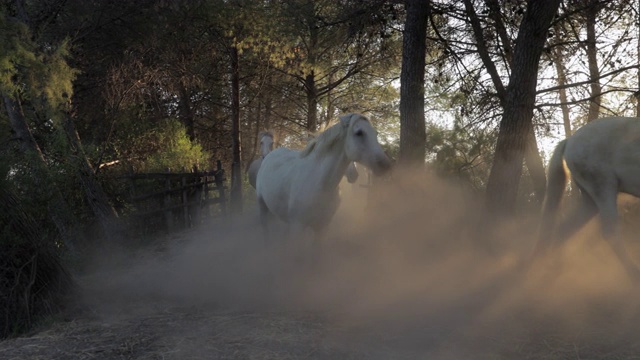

left=2, top=0, right=640, bottom=359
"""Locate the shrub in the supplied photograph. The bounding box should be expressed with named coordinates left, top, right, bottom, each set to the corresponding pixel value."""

left=0, top=185, right=75, bottom=338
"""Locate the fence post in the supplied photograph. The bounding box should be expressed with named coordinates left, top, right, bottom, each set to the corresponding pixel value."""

left=192, top=164, right=202, bottom=226
left=128, top=164, right=137, bottom=198
left=164, top=168, right=174, bottom=232
left=181, top=167, right=189, bottom=228
left=216, top=160, right=227, bottom=216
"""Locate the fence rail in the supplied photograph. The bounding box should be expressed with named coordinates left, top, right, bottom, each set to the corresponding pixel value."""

left=122, top=160, right=227, bottom=232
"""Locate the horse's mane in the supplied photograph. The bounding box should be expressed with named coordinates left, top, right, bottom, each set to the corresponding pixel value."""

left=259, top=130, right=274, bottom=140
left=299, top=113, right=366, bottom=158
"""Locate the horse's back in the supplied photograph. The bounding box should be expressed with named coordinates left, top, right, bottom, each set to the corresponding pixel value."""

left=256, top=148, right=299, bottom=220
left=258, top=148, right=298, bottom=175
left=565, top=117, right=640, bottom=196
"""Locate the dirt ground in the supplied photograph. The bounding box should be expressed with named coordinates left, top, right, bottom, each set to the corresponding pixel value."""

left=2, top=174, right=640, bottom=359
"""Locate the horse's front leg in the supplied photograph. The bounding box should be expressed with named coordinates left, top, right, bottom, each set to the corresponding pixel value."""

left=312, top=221, right=331, bottom=244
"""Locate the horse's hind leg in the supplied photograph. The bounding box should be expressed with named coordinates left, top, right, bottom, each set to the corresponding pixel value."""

left=258, top=197, right=272, bottom=245
left=533, top=184, right=598, bottom=261
left=596, top=191, right=640, bottom=280
left=555, top=184, right=599, bottom=241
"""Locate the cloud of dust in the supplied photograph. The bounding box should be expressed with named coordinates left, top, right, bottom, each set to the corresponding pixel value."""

left=85, top=167, right=640, bottom=357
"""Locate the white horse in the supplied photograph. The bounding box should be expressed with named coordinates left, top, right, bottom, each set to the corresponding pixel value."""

left=305, top=132, right=360, bottom=184
left=345, top=162, right=359, bottom=184
left=248, top=131, right=275, bottom=189
left=536, top=116, right=640, bottom=279
left=250, top=131, right=358, bottom=189
left=256, top=113, right=392, bottom=244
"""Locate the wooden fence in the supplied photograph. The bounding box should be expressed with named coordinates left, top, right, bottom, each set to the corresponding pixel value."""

left=122, top=161, right=227, bottom=232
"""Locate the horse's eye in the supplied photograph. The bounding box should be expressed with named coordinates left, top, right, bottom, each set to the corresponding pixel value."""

left=355, top=130, right=364, bottom=137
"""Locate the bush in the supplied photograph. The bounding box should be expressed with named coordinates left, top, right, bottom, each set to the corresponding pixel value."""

left=0, top=186, right=75, bottom=338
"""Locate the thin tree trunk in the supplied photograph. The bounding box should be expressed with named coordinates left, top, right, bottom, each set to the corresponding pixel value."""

left=305, top=9, right=319, bottom=132
left=399, top=0, right=430, bottom=165
left=637, top=0, right=640, bottom=117
left=264, top=79, right=273, bottom=131
left=325, top=72, right=335, bottom=127
left=178, top=82, right=196, bottom=142
left=230, top=45, right=243, bottom=213
left=552, top=46, right=572, bottom=137
left=306, top=71, right=318, bottom=132
left=245, top=102, right=261, bottom=173
left=524, top=128, right=546, bottom=204
left=586, top=2, right=602, bottom=122
left=486, top=0, right=561, bottom=215
left=62, top=111, right=123, bottom=241
left=3, top=94, right=77, bottom=251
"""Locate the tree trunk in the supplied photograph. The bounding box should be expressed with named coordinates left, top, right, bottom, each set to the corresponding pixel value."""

left=62, top=111, right=123, bottom=241
left=399, top=0, right=430, bottom=165
left=245, top=102, right=261, bottom=173
left=3, top=94, right=78, bottom=251
left=305, top=9, right=319, bottom=133
left=306, top=71, right=318, bottom=132
left=637, top=0, right=640, bottom=117
left=485, top=0, right=561, bottom=215
left=465, top=0, right=545, bottom=208
left=586, top=2, right=602, bottom=122
left=325, top=72, right=335, bottom=127
left=552, top=45, right=572, bottom=137
left=264, top=77, right=273, bottom=131
left=230, top=45, right=243, bottom=213
left=524, top=128, right=546, bottom=204
left=178, top=82, right=196, bottom=142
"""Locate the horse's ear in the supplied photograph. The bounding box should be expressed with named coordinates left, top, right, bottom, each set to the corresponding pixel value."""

left=339, top=113, right=354, bottom=128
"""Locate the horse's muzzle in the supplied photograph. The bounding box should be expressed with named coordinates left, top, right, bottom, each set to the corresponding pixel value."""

left=372, top=155, right=393, bottom=175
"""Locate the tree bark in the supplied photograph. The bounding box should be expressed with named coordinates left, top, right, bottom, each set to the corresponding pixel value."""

left=464, top=0, right=506, bottom=96
left=62, top=111, right=123, bottom=241
left=636, top=0, right=640, bottom=117
left=466, top=0, right=547, bottom=206
left=245, top=102, right=261, bottom=173
left=230, top=45, right=243, bottom=213
left=524, top=128, right=546, bottom=203
left=306, top=71, right=318, bottom=132
left=178, top=82, right=196, bottom=142
left=585, top=2, right=602, bottom=122
left=264, top=76, right=273, bottom=131
left=552, top=44, right=573, bottom=138
left=3, top=94, right=78, bottom=251
left=485, top=0, right=561, bottom=215
left=305, top=10, right=319, bottom=132
left=399, top=0, right=430, bottom=165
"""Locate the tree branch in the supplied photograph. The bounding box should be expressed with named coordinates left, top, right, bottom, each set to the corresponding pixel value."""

left=462, top=0, right=506, bottom=102
left=536, top=64, right=639, bottom=94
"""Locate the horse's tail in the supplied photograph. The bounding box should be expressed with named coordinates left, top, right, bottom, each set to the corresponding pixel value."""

left=535, top=139, right=568, bottom=255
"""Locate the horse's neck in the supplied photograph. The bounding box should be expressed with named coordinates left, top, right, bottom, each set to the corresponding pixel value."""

left=261, top=145, right=271, bottom=158
left=309, top=149, right=350, bottom=191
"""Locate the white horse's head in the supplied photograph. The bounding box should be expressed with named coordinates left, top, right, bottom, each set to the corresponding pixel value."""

left=340, top=113, right=393, bottom=175
left=259, top=131, right=274, bottom=158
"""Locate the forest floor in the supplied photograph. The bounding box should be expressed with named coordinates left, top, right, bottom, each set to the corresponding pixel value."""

left=2, top=181, right=640, bottom=359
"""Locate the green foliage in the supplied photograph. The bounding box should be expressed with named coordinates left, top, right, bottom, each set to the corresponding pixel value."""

left=0, top=184, right=75, bottom=339
left=145, top=120, right=210, bottom=172
left=425, top=122, right=496, bottom=191
left=0, top=9, right=77, bottom=110
left=109, top=118, right=210, bottom=173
